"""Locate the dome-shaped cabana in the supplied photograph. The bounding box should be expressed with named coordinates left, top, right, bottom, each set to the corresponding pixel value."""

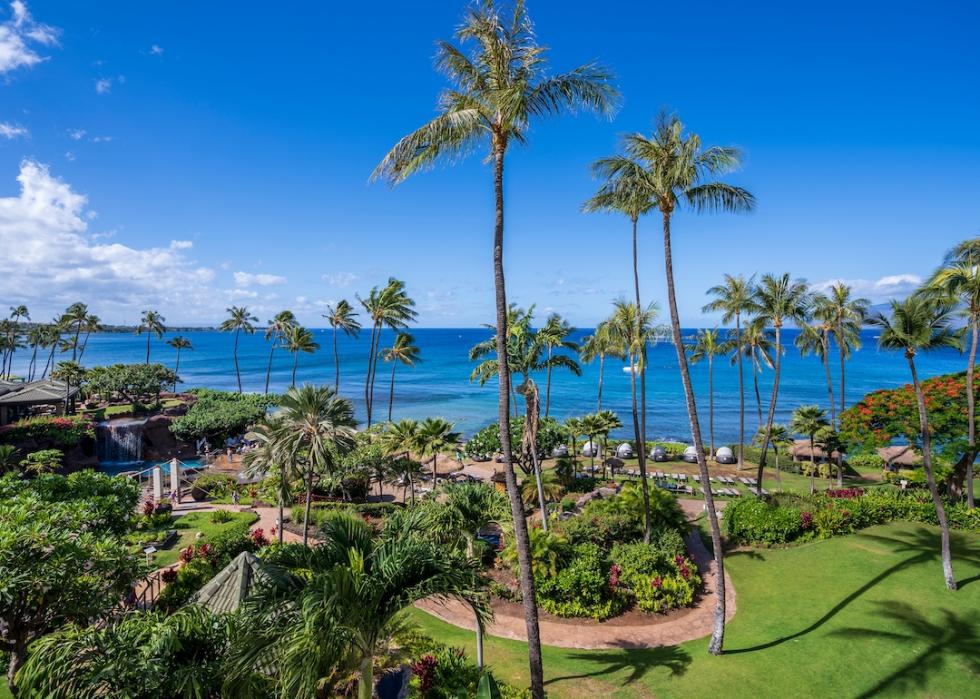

left=715, top=446, right=736, bottom=464
left=581, top=440, right=598, bottom=457
left=551, top=444, right=569, bottom=458
left=615, top=442, right=633, bottom=458
left=651, top=445, right=669, bottom=462
left=682, top=446, right=698, bottom=463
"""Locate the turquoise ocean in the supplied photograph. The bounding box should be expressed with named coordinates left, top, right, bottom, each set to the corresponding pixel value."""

left=12, top=328, right=967, bottom=442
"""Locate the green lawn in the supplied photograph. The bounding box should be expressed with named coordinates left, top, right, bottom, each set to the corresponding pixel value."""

left=410, top=521, right=980, bottom=698
left=131, top=510, right=258, bottom=568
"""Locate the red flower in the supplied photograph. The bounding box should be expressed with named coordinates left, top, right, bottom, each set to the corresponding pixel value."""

left=651, top=576, right=663, bottom=589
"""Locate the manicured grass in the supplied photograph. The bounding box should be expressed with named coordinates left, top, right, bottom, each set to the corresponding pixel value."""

left=79, top=398, right=184, bottom=421
left=139, top=510, right=258, bottom=568
left=410, top=521, right=980, bottom=698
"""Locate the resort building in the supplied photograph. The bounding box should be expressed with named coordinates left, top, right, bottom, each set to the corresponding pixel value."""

left=0, top=379, right=78, bottom=425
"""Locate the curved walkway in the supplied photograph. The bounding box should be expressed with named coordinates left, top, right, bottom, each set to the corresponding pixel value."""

left=416, top=498, right=735, bottom=650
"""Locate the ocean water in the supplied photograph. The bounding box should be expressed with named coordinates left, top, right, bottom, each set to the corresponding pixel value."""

left=12, top=328, right=968, bottom=442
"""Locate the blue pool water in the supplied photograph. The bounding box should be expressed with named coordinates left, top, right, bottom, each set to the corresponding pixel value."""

left=98, top=458, right=205, bottom=476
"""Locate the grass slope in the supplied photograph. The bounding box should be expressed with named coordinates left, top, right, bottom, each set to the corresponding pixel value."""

left=410, top=522, right=980, bottom=698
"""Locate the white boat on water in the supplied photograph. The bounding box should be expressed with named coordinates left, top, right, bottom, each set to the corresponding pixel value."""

left=623, top=365, right=638, bottom=373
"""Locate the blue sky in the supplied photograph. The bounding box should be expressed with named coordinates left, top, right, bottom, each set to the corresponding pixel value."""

left=0, top=0, right=978, bottom=328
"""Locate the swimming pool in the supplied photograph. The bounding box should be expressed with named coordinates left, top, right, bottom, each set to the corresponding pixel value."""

left=98, top=458, right=206, bottom=476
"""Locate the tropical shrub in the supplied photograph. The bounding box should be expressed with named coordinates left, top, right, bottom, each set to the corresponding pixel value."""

left=0, top=415, right=95, bottom=448
left=536, top=543, right=626, bottom=620
left=564, top=475, right=598, bottom=493
left=502, top=526, right=569, bottom=578
left=846, top=453, right=886, bottom=471
left=20, top=448, right=63, bottom=474
left=169, top=389, right=278, bottom=442
left=611, top=538, right=701, bottom=614
left=189, top=473, right=237, bottom=500
left=0, top=470, right=139, bottom=533
left=462, top=416, right=566, bottom=459
left=294, top=501, right=404, bottom=530
left=725, top=498, right=805, bottom=545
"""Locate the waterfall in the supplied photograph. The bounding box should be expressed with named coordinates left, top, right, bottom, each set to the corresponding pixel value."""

left=96, top=418, right=147, bottom=463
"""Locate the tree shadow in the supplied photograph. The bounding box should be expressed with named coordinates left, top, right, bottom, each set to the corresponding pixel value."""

left=545, top=643, right=691, bottom=688
left=726, top=527, right=980, bottom=654
left=829, top=601, right=980, bottom=698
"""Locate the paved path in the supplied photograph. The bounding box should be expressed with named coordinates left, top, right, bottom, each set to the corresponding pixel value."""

left=417, top=498, right=735, bottom=650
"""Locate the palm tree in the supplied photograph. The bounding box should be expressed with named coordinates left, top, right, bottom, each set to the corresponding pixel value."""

left=417, top=417, right=460, bottom=486
left=263, top=310, right=297, bottom=395
left=219, top=306, right=258, bottom=393
left=595, top=409, right=622, bottom=478
left=227, top=514, right=487, bottom=699
left=928, top=242, right=980, bottom=508
left=358, top=279, right=417, bottom=427
left=243, top=419, right=290, bottom=544
left=39, top=321, right=63, bottom=380
left=704, top=274, right=757, bottom=468
left=4, top=305, right=28, bottom=377
left=620, top=113, right=754, bottom=655
left=76, top=313, right=101, bottom=362
left=373, top=4, right=616, bottom=689
left=0, top=320, right=22, bottom=379
left=607, top=299, right=660, bottom=541
left=165, top=336, right=192, bottom=392
left=579, top=321, right=623, bottom=411
left=324, top=300, right=361, bottom=393
left=284, top=325, right=319, bottom=388
left=869, top=296, right=962, bottom=590
left=51, top=360, right=85, bottom=414
left=135, top=309, right=166, bottom=364
left=381, top=332, right=421, bottom=422
left=822, top=282, right=869, bottom=419
left=272, top=385, right=357, bottom=546
left=537, top=313, right=578, bottom=417
left=790, top=405, right=830, bottom=494
left=687, top=328, right=723, bottom=458
left=753, top=273, right=812, bottom=495
left=61, top=302, right=87, bottom=362
left=795, top=314, right=836, bottom=424
left=729, top=321, right=774, bottom=430
left=381, top=419, right=422, bottom=505
left=754, top=423, right=791, bottom=491
left=24, top=326, right=45, bottom=381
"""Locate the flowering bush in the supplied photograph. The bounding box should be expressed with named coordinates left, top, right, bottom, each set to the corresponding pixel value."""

left=0, top=415, right=95, bottom=448
left=410, top=655, right=438, bottom=695
left=826, top=488, right=864, bottom=499
left=536, top=543, right=627, bottom=620
left=610, top=535, right=701, bottom=614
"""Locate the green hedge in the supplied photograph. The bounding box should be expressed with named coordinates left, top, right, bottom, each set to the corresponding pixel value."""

left=291, top=501, right=404, bottom=529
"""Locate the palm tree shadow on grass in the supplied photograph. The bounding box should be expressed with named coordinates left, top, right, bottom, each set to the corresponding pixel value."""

left=545, top=643, right=691, bottom=688
left=830, top=601, right=980, bottom=699
left=726, top=527, right=980, bottom=655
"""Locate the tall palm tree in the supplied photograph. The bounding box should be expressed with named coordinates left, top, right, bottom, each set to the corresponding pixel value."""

left=242, top=419, right=290, bottom=544
left=358, top=279, right=417, bottom=427
left=263, top=310, right=297, bottom=395
left=323, top=300, right=361, bottom=394
left=823, top=282, right=869, bottom=419
left=227, top=514, right=487, bottom=699
left=704, top=274, right=756, bottom=468
left=687, top=328, right=723, bottom=458
left=220, top=306, right=258, bottom=393
left=165, top=336, right=192, bottom=392
left=928, top=243, right=980, bottom=508
left=753, top=273, right=812, bottom=495
left=273, top=385, right=357, bottom=546
left=728, top=321, right=774, bottom=430
left=4, top=305, right=28, bottom=377
left=537, top=313, right=578, bottom=417
left=381, top=332, right=421, bottom=422
left=284, top=326, right=319, bottom=388
left=135, top=309, right=166, bottom=364
left=795, top=315, right=835, bottom=423
left=790, top=405, right=830, bottom=494
left=754, top=423, right=791, bottom=491
left=372, top=4, right=616, bottom=690
left=0, top=320, right=22, bottom=379
left=870, top=296, right=963, bottom=590
left=417, top=417, right=460, bottom=486
left=579, top=321, right=622, bottom=411
left=607, top=299, right=659, bottom=540
left=62, top=302, right=87, bottom=362
left=51, top=360, right=85, bottom=414
left=381, top=418, right=422, bottom=505
left=40, top=320, right=64, bottom=380
left=618, top=113, right=755, bottom=655
left=24, top=325, right=45, bottom=381
left=76, top=313, right=101, bottom=362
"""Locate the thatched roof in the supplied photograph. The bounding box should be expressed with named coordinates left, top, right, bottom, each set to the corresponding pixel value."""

left=186, top=551, right=270, bottom=614
left=791, top=439, right=840, bottom=461
left=877, top=445, right=919, bottom=467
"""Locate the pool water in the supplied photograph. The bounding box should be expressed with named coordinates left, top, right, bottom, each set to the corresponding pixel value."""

left=98, top=458, right=206, bottom=476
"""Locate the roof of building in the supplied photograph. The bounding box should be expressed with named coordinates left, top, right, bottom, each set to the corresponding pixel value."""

left=790, top=439, right=841, bottom=460
left=0, top=379, right=78, bottom=405
left=185, top=551, right=270, bottom=614
left=877, top=445, right=919, bottom=466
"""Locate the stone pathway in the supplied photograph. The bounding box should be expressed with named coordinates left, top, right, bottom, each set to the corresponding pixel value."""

left=416, top=497, right=735, bottom=650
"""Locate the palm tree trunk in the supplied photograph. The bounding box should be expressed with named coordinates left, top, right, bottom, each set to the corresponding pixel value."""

left=388, top=360, right=397, bottom=423
left=358, top=654, right=374, bottom=699
left=756, top=325, right=783, bottom=497
left=27, top=343, right=38, bottom=382
left=531, top=447, right=548, bottom=532
left=708, top=354, right=715, bottom=458
left=72, top=325, right=81, bottom=361
left=365, top=323, right=379, bottom=426
left=907, top=353, right=956, bottom=590
left=823, top=333, right=836, bottom=427
left=475, top=614, right=485, bottom=670
left=839, top=336, right=847, bottom=419
left=78, top=329, right=91, bottom=362
left=291, top=353, right=298, bottom=388
left=264, top=341, right=276, bottom=395
left=333, top=326, right=341, bottom=393
left=630, top=214, right=654, bottom=544
left=233, top=329, right=242, bottom=393
left=278, top=472, right=285, bottom=545
left=965, top=317, right=977, bottom=508
left=174, top=348, right=181, bottom=392
left=597, top=353, right=604, bottom=411
left=809, top=437, right=816, bottom=494
left=302, top=464, right=314, bottom=547
left=492, top=141, right=544, bottom=699
left=752, top=349, right=763, bottom=428
left=42, top=341, right=56, bottom=379
left=146, top=332, right=151, bottom=364
left=544, top=348, right=553, bottom=418
left=775, top=449, right=782, bottom=490
left=736, top=314, right=744, bottom=469
left=662, top=212, right=726, bottom=655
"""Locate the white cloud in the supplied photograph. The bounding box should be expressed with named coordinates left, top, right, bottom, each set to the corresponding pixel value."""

left=322, top=271, right=358, bottom=287
left=0, top=121, right=27, bottom=138
left=233, top=271, right=286, bottom=287
left=91, top=135, right=112, bottom=143
left=63, top=150, right=74, bottom=161
left=169, top=239, right=193, bottom=250
left=68, top=128, right=86, bottom=140
left=94, top=78, right=112, bottom=94
left=812, top=274, right=923, bottom=301
left=0, top=1, right=58, bottom=75
left=149, top=44, right=163, bottom=56
left=0, top=159, right=233, bottom=322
